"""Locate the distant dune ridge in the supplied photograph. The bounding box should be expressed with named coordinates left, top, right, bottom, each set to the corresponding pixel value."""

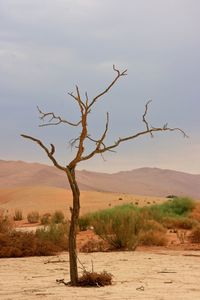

left=0, top=160, right=200, bottom=198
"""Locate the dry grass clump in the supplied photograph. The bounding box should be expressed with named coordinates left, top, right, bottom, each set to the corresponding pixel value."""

left=139, top=219, right=167, bottom=246
left=189, top=226, right=200, bottom=243
left=0, top=231, right=62, bottom=257
left=139, top=231, right=168, bottom=246
left=162, top=216, right=196, bottom=230
left=40, top=213, right=52, bottom=225
left=13, top=209, right=23, bottom=221
left=0, top=212, right=13, bottom=233
left=40, top=211, right=66, bottom=225
left=79, top=238, right=109, bottom=253
left=27, top=211, right=40, bottom=223
left=189, top=204, right=200, bottom=222
left=78, top=270, right=113, bottom=287
left=51, top=210, right=65, bottom=224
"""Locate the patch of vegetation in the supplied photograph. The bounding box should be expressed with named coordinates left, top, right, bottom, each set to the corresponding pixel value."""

left=189, top=226, right=200, bottom=243
left=0, top=214, right=68, bottom=258
left=51, top=210, right=65, bottom=224
left=91, top=206, right=142, bottom=250
left=36, top=221, right=69, bottom=249
left=13, top=209, right=23, bottom=221
left=27, top=211, right=40, bottom=224
left=78, top=270, right=113, bottom=287
left=0, top=213, right=13, bottom=234
left=79, top=197, right=196, bottom=251
left=0, top=231, right=63, bottom=257
left=40, top=213, right=51, bottom=225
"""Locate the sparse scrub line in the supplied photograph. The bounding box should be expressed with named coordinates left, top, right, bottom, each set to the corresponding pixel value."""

left=12, top=209, right=66, bottom=225
left=0, top=211, right=69, bottom=257
left=1, top=197, right=200, bottom=258
left=0, top=211, right=69, bottom=258
left=78, top=197, right=199, bottom=251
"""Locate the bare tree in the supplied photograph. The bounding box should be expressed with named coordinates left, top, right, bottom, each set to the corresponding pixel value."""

left=21, top=66, right=187, bottom=286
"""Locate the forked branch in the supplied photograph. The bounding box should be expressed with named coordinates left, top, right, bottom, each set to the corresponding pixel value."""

left=20, top=134, right=66, bottom=171
left=88, top=65, right=127, bottom=109
left=80, top=101, right=187, bottom=161
left=37, top=106, right=81, bottom=127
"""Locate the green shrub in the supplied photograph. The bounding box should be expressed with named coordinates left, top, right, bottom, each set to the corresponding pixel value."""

left=78, top=213, right=94, bottom=231
left=36, top=221, right=69, bottom=249
left=92, top=209, right=142, bottom=250
left=51, top=210, right=65, bottom=224
left=13, top=209, right=23, bottom=221
left=27, top=211, right=40, bottom=224
left=143, top=197, right=195, bottom=227
left=164, top=197, right=195, bottom=215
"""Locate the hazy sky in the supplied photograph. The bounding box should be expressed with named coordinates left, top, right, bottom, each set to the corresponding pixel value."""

left=0, top=0, right=199, bottom=173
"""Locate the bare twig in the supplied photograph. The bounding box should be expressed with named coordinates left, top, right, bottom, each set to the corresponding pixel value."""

left=88, top=65, right=127, bottom=109
left=37, top=106, right=81, bottom=127
left=142, top=100, right=153, bottom=137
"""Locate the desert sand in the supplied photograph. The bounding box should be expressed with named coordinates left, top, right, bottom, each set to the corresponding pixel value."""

left=0, top=250, right=200, bottom=300
left=0, top=186, right=166, bottom=218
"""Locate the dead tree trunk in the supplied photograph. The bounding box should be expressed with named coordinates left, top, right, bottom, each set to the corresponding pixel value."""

left=66, top=166, right=80, bottom=285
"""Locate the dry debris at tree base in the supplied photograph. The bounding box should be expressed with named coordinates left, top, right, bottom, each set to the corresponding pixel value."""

left=56, top=270, right=113, bottom=287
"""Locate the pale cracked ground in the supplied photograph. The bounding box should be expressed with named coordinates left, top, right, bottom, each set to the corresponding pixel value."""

left=0, top=250, right=200, bottom=300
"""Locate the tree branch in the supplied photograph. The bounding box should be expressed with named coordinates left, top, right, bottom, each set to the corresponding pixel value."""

left=21, top=134, right=66, bottom=171
left=98, top=125, right=188, bottom=154
left=88, top=65, right=127, bottom=109
left=37, top=106, right=81, bottom=127
left=143, top=100, right=153, bottom=137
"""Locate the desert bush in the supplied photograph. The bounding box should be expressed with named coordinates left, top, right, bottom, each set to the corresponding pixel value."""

left=92, top=209, right=142, bottom=250
left=40, top=213, right=51, bottom=225
left=13, top=209, right=23, bottom=221
left=162, top=216, right=196, bottom=230
left=79, top=238, right=109, bottom=253
left=51, top=210, right=65, bottom=224
left=189, top=204, right=200, bottom=222
left=139, top=219, right=167, bottom=246
left=0, top=213, right=13, bottom=233
left=36, top=221, right=69, bottom=249
left=139, top=230, right=168, bottom=246
left=142, top=219, right=166, bottom=232
left=78, top=270, right=112, bottom=287
left=189, top=226, right=200, bottom=243
left=27, top=211, right=40, bottom=223
left=0, top=231, right=61, bottom=258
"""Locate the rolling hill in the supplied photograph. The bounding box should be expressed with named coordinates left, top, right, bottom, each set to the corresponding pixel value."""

left=0, top=160, right=200, bottom=199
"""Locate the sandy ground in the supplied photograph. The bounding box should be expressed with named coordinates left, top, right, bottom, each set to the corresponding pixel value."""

left=0, top=186, right=166, bottom=218
left=1, top=250, right=200, bottom=300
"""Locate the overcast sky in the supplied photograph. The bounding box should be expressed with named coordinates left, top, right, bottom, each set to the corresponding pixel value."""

left=0, top=0, right=199, bottom=173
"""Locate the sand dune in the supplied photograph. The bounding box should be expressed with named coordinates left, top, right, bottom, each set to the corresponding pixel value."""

left=0, top=186, right=165, bottom=217
left=1, top=160, right=200, bottom=198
